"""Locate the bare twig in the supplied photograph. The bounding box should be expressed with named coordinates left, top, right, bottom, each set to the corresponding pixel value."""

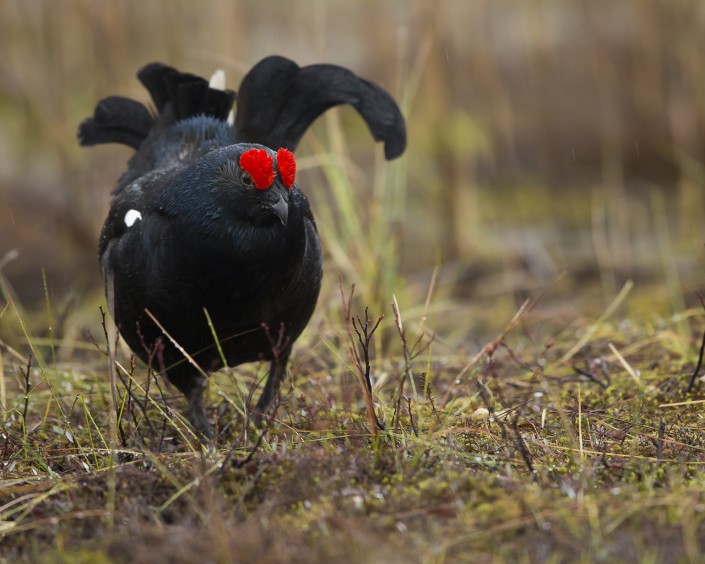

left=572, top=361, right=609, bottom=389
left=338, top=281, right=385, bottom=433
left=351, top=308, right=385, bottom=431
left=654, top=417, right=666, bottom=464
left=220, top=402, right=278, bottom=473
left=511, top=416, right=536, bottom=479
left=21, top=354, right=32, bottom=434
left=406, top=397, right=418, bottom=437
left=231, top=424, right=270, bottom=470
left=391, top=296, right=413, bottom=432
left=498, top=340, right=534, bottom=372
left=686, top=324, right=705, bottom=393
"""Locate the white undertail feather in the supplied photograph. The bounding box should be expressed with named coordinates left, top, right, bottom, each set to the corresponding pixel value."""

left=208, top=69, right=226, bottom=90
left=209, top=68, right=235, bottom=126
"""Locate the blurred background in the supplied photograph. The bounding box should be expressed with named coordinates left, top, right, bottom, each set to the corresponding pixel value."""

left=1, top=0, right=704, bottom=352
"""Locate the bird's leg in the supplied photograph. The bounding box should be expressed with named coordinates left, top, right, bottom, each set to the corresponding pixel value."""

left=184, top=376, right=213, bottom=440
left=253, top=348, right=290, bottom=424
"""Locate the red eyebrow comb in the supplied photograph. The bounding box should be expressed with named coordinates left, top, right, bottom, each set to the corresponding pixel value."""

left=239, top=148, right=276, bottom=190
left=276, top=148, right=296, bottom=189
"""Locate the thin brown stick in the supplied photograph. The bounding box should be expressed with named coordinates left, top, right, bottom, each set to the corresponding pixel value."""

left=338, top=279, right=385, bottom=433
left=686, top=326, right=705, bottom=393
left=21, top=354, right=32, bottom=435
left=351, top=308, right=385, bottom=431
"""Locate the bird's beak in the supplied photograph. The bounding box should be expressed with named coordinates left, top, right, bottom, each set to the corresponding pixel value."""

left=271, top=192, right=288, bottom=225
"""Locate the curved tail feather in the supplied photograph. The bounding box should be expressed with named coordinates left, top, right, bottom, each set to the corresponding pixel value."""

left=137, top=63, right=235, bottom=122
left=78, top=57, right=406, bottom=161
left=234, top=56, right=406, bottom=160
left=77, top=96, right=153, bottom=149
left=78, top=63, right=235, bottom=150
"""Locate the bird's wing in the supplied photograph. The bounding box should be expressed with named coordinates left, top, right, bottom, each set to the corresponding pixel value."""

left=97, top=169, right=174, bottom=260
left=233, top=56, right=406, bottom=160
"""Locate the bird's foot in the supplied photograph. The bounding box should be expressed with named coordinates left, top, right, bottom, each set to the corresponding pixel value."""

left=186, top=382, right=213, bottom=443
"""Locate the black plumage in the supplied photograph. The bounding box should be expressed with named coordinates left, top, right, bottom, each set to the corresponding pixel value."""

left=78, top=56, right=406, bottom=436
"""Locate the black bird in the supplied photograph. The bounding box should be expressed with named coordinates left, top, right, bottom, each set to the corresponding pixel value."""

left=78, top=56, right=406, bottom=437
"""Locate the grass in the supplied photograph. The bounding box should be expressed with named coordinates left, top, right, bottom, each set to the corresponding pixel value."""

left=3, top=0, right=705, bottom=561
left=1, top=307, right=705, bottom=563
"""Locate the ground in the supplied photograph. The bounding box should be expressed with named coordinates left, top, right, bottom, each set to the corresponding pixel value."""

left=2, top=271, right=705, bottom=562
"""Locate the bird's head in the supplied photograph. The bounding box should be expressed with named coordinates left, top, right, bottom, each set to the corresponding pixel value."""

left=210, top=144, right=297, bottom=226
left=159, top=143, right=299, bottom=238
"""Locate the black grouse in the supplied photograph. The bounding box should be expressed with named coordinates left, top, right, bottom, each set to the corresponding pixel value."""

left=78, top=56, right=406, bottom=437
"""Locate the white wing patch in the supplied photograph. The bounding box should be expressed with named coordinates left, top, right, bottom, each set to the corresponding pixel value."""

left=124, top=209, right=142, bottom=227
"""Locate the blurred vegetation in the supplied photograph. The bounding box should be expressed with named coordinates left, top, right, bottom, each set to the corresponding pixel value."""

left=1, top=0, right=704, bottom=325
left=2, top=0, right=705, bottom=562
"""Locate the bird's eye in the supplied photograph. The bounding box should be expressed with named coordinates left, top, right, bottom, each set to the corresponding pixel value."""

left=240, top=171, right=254, bottom=188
